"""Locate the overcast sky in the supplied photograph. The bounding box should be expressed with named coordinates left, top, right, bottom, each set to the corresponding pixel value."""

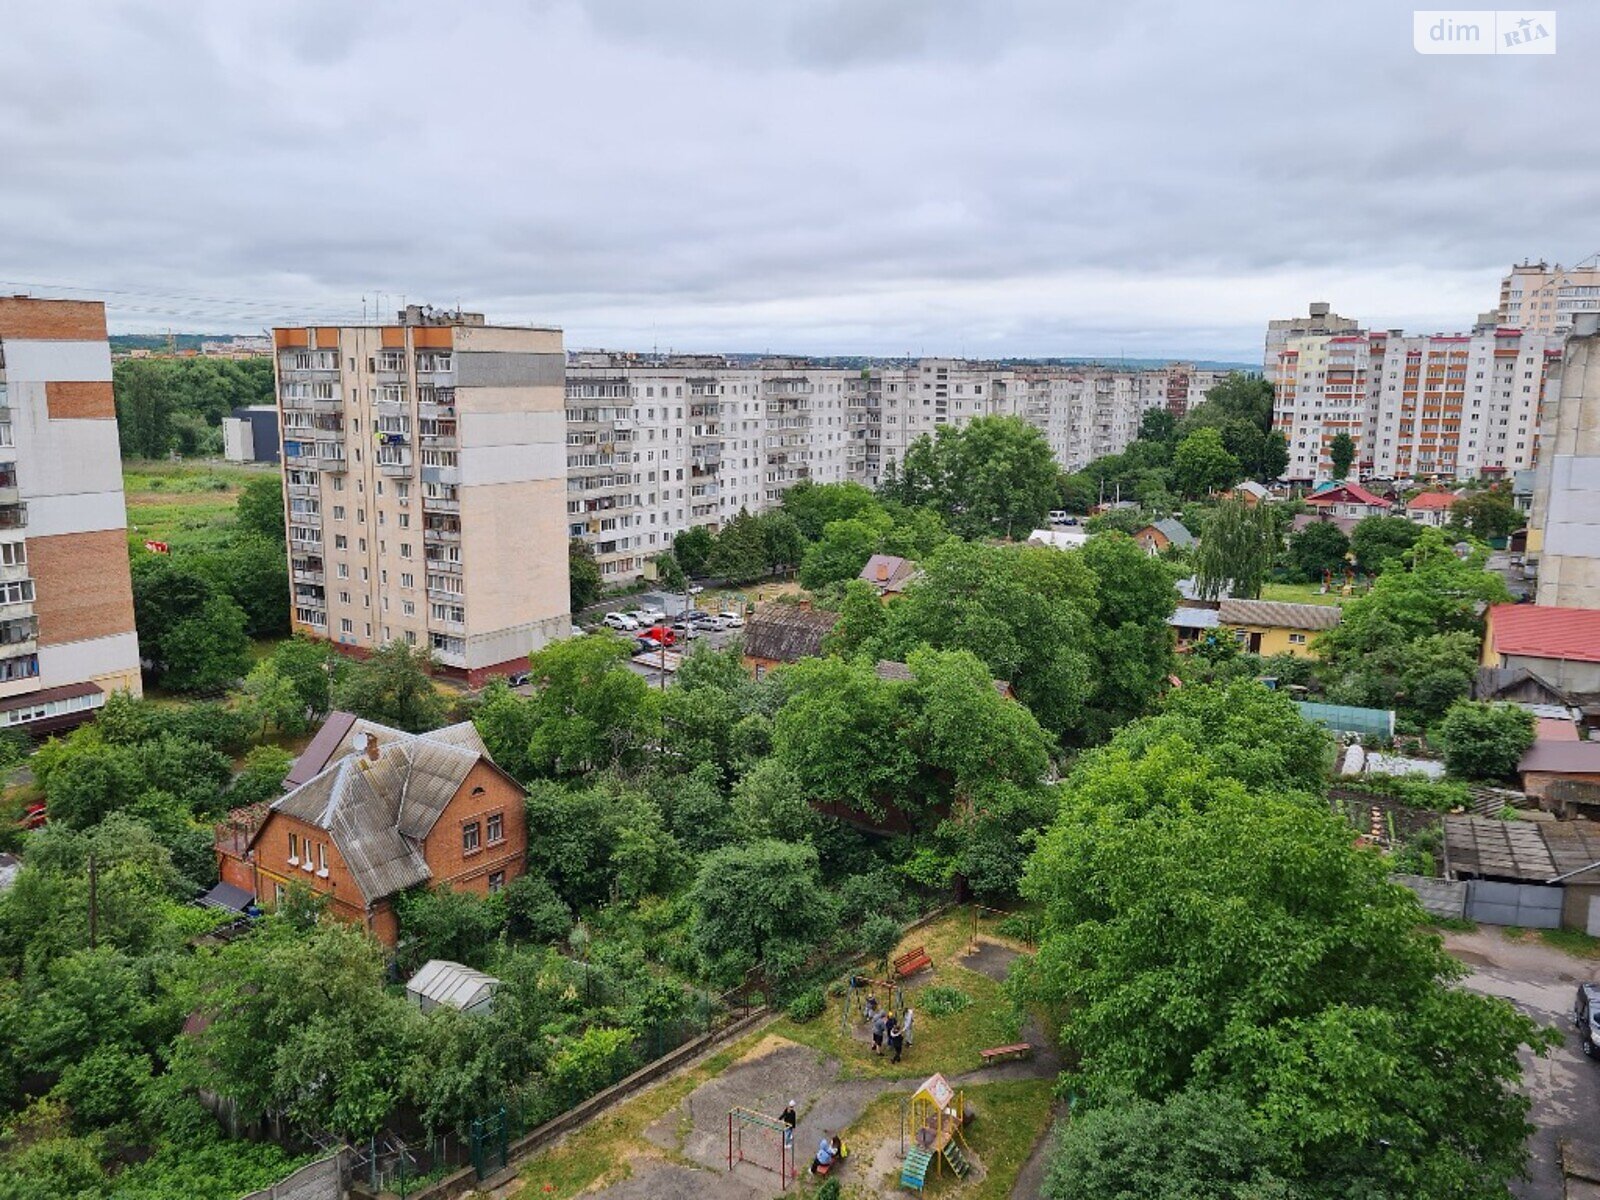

left=2, top=1, right=1595, bottom=361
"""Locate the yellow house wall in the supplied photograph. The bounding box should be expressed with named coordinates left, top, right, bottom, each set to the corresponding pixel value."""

left=1226, top=623, right=1320, bottom=658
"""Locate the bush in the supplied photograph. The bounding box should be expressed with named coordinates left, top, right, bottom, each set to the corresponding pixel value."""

left=1354, top=773, right=1469, bottom=812
left=815, top=1180, right=841, bottom=1200
left=785, top=987, right=826, bottom=1024
left=858, top=914, right=901, bottom=972
left=995, top=914, right=1040, bottom=944
left=917, top=985, right=972, bottom=1018
left=1435, top=702, right=1536, bottom=781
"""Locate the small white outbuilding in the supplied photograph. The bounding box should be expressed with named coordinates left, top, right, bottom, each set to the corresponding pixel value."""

left=405, top=960, right=500, bottom=1015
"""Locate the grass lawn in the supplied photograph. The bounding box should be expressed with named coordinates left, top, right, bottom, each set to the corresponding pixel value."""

left=1538, top=928, right=1600, bottom=958
left=510, top=1030, right=768, bottom=1198
left=838, top=1077, right=1055, bottom=1199
left=1259, top=581, right=1362, bottom=608
left=123, top=458, right=271, bottom=546
left=771, top=911, right=1034, bottom=1082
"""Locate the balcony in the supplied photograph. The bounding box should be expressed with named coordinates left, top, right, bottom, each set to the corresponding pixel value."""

left=424, top=555, right=463, bottom=575
left=0, top=504, right=26, bottom=532
left=281, top=394, right=342, bottom=415
left=423, top=524, right=461, bottom=543
left=421, top=493, right=460, bottom=513
left=291, top=561, right=325, bottom=584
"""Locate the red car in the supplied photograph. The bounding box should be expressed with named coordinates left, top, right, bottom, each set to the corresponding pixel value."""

left=640, top=625, right=676, bottom=647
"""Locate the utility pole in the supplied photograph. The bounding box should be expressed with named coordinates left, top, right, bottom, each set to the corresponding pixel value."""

left=87, top=853, right=98, bottom=949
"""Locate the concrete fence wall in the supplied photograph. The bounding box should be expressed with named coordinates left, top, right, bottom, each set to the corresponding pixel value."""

left=241, top=1150, right=350, bottom=1200
left=1391, top=873, right=1468, bottom=921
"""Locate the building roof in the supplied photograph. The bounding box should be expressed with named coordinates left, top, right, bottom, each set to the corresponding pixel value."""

left=0, top=681, right=102, bottom=714
left=1235, top=480, right=1271, bottom=500
left=198, top=881, right=255, bottom=912
left=1406, top=492, right=1460, bottom=511
left=1139, top=518, right=1195, bottom=548
left=743, top=603, right=839, bottom=663
left=1176, top=576, right=1233, bottom=602
left=1519, top=742, right=1600, bottom=775
left=1489, top=604, right=1600, bottom=665
left=873, top=659, right=1014, bottom=698
left=1217, top=598, right=1344, bottom=631
left=1536, top=717, right=1581, bottom=742
left=405, top=960, right=500, bottom=1010
left=1290, top=512, right=1359, bottom=537
left=1307, top=483, right=1390, bottom=509
left=260, top=716, right=499, bottom=905
left=1169, top=607, right=1221, bottom=629
left=859, top=554, right=918, bottom=594
left=1027, top=528, right=1091, bottom=550
left=1445, top=815, right=1557, bottom=882
left=285, top=711, right=359, bottom=788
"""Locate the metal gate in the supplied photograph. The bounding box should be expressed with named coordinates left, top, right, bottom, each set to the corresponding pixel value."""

left=470, top=1107, right=507, bottom=1180
left=1465, top=880, right=1564, bottom=929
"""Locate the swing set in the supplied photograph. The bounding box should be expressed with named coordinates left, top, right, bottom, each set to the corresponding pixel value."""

left=839, top=972, right=905, bottom=1034
left=727, top=1107, right=796, bottom=1189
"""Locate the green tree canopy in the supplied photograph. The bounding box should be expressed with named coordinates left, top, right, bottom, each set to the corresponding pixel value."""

left=569, top=538, right=602, bottom=613
left=1349, top=514, right=1421, bottom=574
left=1172, top=427, right=1242, bottom=498
left=333, top=640, right=447, bottom=732
left=1328, top=431, right=1356, bottom=480
left=688, top=839, right=838, bottom=984
left=1286, top=520, right=1350, bottom=582
left=1436, top=701, right=1536, bottom=781
left=234, top=475, right=286, bottom=545
left=1194, top=499, right=1276, bottom=600
left=522, top=634, right=657, bottom=775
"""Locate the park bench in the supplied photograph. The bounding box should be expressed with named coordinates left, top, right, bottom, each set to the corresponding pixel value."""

left=979, top=1042, right=1034, bottom=1066
left=893, top=945, right=933, bottom=979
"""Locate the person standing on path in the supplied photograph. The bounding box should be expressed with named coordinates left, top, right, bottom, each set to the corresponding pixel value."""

left=871, top=1009, right=887, bottom=1056
left=887, top=1014, right=904, bottom=1064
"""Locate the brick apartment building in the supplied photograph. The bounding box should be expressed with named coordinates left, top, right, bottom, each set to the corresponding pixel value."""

left=0, top=296, right=141, bottom=733
left=217, top=713, right=526, bottom=945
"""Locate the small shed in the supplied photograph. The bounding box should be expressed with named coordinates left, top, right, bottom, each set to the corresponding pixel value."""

left=1132, top=519, right=1194, bottom=554
left=859, top=554, right=918, bottom=597
left=406, top=960, right=500, bottom=1015
left=742, top=603, right=839, bottom=672
left=1520, top=742, right=1600, bottom=807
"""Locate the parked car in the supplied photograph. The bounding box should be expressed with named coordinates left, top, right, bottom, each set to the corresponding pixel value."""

left=569, top=625, right=584, bottom=638
left=603, top=612, right=640, bottom=631
left=1575, top=984, right=1600, bottom=1058
left=632, top=608, right=667, bottom=624
left=641, top=625, right=676, bottom=646
left=687, top=585, right=705, bottom=595
left=507, top=671, right=531, bottom=687
left=721, top=612, right=745, bottom=628
left=697, top=614, right=729, bottom=631
left=635, top=635, right=662, bottom=653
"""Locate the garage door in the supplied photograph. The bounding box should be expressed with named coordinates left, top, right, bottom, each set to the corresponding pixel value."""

left=1465, top=881, right=1564, bottom=929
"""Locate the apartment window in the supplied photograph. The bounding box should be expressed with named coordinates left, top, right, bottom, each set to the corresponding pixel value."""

left=334, top=534, right=348, bottom=550
left=462, top=820, right=481, bottom=854
left=0, top=542, right=24, bottom=568
left=340, top=618, right=353, bottom=633
left=0, top=579, right=34, bottom=605
left=333, top=505, right=346, bottom=520
left=487, top=811, right=504, bottom=844
left=400, top=543, right=412, bottom=559
left=1288, top=633, right=1307, bottom=646
left=488, top=871, right=505, bottom=894
left=401, top=572, right=414, bottom=588
left=288, top=832, right=299, bottom=864
left=402, top=600, right=415, bottom=616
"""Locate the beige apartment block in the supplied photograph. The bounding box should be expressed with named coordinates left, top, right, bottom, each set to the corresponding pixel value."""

left=1272, top=314, right=1557, bottom=484
left=277, top=308, right=570, bottom=684
left=1530, top=314, right=1600, bottom=608
left=1264, top=302, right=1361, bottom=387
left=1500, top=259, right=1600, bottom=336
left=0, top=296, right=142, bottom=733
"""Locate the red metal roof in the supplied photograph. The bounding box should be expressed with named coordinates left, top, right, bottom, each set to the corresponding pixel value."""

left=1406, top=492, right=1459, bottom=511
left=1307, top=482, right=1390, bottom=509
left=1490, top=604, right=1600, bottom=665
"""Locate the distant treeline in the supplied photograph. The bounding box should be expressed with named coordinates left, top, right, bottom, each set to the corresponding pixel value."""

left=114, top=357, right=274, bottom=459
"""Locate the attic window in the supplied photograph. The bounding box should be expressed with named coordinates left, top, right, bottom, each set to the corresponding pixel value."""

left=471, top=786, right=486, bottom=796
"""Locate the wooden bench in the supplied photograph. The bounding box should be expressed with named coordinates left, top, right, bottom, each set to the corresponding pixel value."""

left=814, top=1160, right=831, bottom=1177
left=979, top=1042, right=1034, bottom=1066
left=893, top=945, right=933, bottom=979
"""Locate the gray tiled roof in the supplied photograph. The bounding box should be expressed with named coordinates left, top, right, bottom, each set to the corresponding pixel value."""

left=268, top=720, right=492, bottom=904
left=744, top=604, right=839, bottom=663
left=1218, top=598, right=1343, bottom=632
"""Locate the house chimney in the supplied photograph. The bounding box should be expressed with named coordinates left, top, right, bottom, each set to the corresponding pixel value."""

left=876, top=561, right=889, bottom=581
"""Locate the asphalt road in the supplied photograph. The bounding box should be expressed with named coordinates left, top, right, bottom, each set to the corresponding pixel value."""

left=1445, top=927, right=1600, bottom=1199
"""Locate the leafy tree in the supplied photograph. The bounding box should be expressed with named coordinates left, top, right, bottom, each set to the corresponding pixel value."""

left=1046, top=1087, right=1300, bottom=1200
left=671, top=525, right=715, bottom=577
left=1349, top=515, right=1421, bottom=574
left=1138, top=407, right=1177, bottom=444
left=192, top=534, right=289, bottom=639
left=333, top=640, right=447, bottom=732
left=1450, top=487, right=1522, bottom=541
left=1328, top=431, right=1356, bottom=480
left=706, top=509, right=770, bottom=584
left=651, top=551, right=686, bottom=592
left=1171, top=427, right=1242, bottom=498
left=522, top=635, right=657, bottom=775
left=757, top=510, right=807, bottom=572
left=799, top=515, right=887, bottom=591
left=1436, top=702, right=1536, bottom=781
left=172, top=921, right=411, bottom=1139
left=395, top=885, right=507, bottom=971
left=1058, top=472, right=1096, bottom=514
left=780, top=480, right=882, bottom=541
left=240, top=657, right=309, bottom=738
left=471, top=678, right=539, bottom=783
left=113, top=360, right=176, bottom=459
left=862, top=539, right=1097, bottom=737
left=131, top=556, right=251, bottom=693
left=1286, top=520, right=1350, bottom=582
left=1193, top=499, right=1276, bottom=600
left=1023, top=712, right=1542, bottom=1199
left=1077, top=534, right=1179, bottom=740
left=689, top=839, right=838, bottom=984
left=569, top=538, right=602, bottom=613
left=261, top=635, right=337, bottom=718
left=937, top=416, right=1059, bottom=539
left=234, top=475, right=286, bottom=545
left=227, top=745, right=295, bottom=808
left=523, top=775, right=679, bottom=909
left=502, top=872, right=573, bottom=944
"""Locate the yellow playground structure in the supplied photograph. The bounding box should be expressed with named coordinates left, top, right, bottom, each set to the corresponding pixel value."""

left=899, top=1073, right=973, bottom=1190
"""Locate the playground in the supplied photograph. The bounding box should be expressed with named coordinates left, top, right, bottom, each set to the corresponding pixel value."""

left=507, top=909, right=1058, bottom=1199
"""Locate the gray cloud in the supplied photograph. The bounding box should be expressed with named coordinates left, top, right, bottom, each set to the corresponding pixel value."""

left=0, top=0, right=1594, bottom=360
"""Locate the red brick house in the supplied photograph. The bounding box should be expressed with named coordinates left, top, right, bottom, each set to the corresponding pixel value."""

left=216, top=715, right=526, bottom=946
